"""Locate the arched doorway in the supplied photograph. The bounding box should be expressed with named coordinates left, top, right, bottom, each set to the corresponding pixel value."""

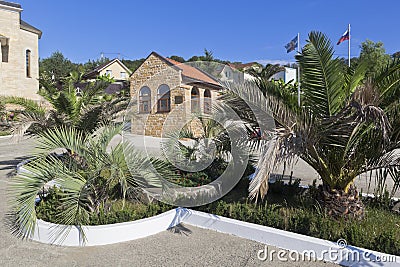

left=191, top=87, right=200, bottom=113
left=204, top=89, right=211, bottom=114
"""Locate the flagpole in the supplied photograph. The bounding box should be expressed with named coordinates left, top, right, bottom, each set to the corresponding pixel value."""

left=297, top=32, right=301, bottom=106
left=348, top=24, right=351, bottom=67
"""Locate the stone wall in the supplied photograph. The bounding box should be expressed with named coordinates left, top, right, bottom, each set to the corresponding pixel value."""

left=130, top=54, right=185, bottom=136
left=0, top=5, right=41, bottom=101
left=129, top=53, right=220, bottom=137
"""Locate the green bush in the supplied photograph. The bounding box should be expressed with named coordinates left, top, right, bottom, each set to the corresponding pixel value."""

left=172, top=171, right=210, bottom=187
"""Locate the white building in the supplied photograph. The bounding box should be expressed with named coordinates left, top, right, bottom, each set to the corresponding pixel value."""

left=215, top=63, right=259, bottom=83
left=270, top=67, right=297, bottom=85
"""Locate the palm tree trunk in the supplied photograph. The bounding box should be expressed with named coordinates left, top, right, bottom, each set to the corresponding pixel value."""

left=318, top=185, right=365, bottom=220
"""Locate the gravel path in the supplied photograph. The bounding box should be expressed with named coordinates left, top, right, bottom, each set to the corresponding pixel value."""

left=0, top=136, right=336, bottom=267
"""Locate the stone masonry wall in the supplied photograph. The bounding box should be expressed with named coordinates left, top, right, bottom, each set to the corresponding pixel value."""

left=0, top=6, right=41, bottom=101
left=130, top=54, right=186, bottom=137
left=130, top=53, right=220, bottom=137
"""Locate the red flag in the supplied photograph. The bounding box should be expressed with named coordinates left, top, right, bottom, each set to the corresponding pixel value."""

left=337, top=29, right=350, bottom=45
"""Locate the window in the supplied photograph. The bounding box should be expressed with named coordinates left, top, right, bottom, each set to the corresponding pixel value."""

left=157, top=84, right=170, bottom=112
left=175, top=95, right=183, bottom=104
left=106, top=70, right=112, bottom=76
left=120, top=72, right=126, bottom=79
left=191, top=87, right=200, bottom=113
left=1, top=45, right=8, bottom=62
left=204, top=89, right=211, bottom=114
left=26, top=50, right=31, bottom=77
left=139, top=86, right=151, bottom=113
left=0, top=36, right=8, bottom=62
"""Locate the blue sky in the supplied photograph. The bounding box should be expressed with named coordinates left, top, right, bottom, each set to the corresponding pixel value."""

left=16, top=0, right=400, bottom=64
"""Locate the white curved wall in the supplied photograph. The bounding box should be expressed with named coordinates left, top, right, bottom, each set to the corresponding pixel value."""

left=31, top=208, right=183, bottom=246
left=31, top=208, right=400, bottom=266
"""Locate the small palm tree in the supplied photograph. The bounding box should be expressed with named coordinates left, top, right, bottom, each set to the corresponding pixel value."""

left=223, top=32, right=400, bottom=219
left=246, top=63, right=285, bottom=81
left=5, top=72, right=128, bottom=137
left=9, top=125, right=173, bottom=243
left=163, top=116, right=239, bottom=165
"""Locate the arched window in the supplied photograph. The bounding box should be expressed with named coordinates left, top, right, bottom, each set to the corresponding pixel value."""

left=157, top=84, right=170, bottom=112
left=139, top=86, right=151, bottom=113
left=26, top=49, right=31, bottom=78
left=191, top=87, right=200, bottom=113
left=204, top=89, right=211, bottom=114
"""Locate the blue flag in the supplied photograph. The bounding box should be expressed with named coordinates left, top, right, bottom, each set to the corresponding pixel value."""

left=285, top=36, right=298, bottom=53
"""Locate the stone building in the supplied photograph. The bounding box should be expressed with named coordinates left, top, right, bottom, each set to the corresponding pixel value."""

left=0, top=1, right=42, bottom=100
left=130, top=52, right=222, bottom=137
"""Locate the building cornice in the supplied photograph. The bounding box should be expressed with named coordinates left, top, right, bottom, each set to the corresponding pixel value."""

left=0, top=1, right=22, bottom=13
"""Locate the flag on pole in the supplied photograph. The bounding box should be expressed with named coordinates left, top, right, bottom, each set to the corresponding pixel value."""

left=337, top=29, right=350, bottom=45
left=285, top=36, right=298, bottom=53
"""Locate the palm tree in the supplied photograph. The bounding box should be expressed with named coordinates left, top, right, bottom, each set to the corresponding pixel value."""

left=245, top=63, right=285, bottom=82
left=9, top=125, right=174, bottom=243
left=223, top=31, right=400, bottom=219
left=162, top=117, right=232, bottom=166
left=5, top=72, right=128, bottom=137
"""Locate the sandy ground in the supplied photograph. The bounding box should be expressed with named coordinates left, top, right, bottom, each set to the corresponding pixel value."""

left=0, top=136, right=339, bottom=266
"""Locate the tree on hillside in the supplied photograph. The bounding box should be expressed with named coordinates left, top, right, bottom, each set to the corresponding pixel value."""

left=40, top=51, right=78, bottom=82
left=187, top=55, right=200, bottom=62
left=359, top=40, right=391, bottom=77
left=82, top=57, right=110, bottom=73
left=392, top=51, right=400, bottom=59
left=169, top=55, right=185, bottom=63
left=121, top=59, right=145, bottom=73
left=204, top=49, right=214, bottom=61
left=188, top=49, right=216, bottom=62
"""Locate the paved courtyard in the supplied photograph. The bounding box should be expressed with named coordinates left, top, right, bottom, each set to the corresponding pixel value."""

left=0, top=136, right=344, bottom=266
left=123, top=134, right=399, bottom=197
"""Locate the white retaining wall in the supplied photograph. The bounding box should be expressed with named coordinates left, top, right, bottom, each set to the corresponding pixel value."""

left=32, top=208, right=400, bottom=266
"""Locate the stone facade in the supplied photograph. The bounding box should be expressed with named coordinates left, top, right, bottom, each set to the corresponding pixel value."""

left=130, top=52, right=220, bottom=137
left=0, top=2, right=41, bottom=100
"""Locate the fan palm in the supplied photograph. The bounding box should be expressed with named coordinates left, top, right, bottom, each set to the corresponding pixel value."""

left=5, top=72, right=128, bottom=137
left=9, top=124, right=173, bottom=243
left=223, top=31, right=400, bottom=219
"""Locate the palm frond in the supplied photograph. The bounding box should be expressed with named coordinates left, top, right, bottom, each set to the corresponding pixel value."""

left=297, top=31, right=347, bottom=117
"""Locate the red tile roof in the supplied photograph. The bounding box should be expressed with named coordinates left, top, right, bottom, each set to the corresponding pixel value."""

left=163, top=57, right=221, bottom=87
